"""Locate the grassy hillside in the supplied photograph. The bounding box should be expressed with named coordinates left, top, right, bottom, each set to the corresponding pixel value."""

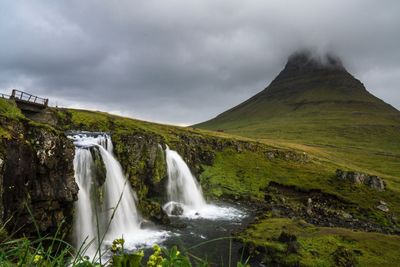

left=2, top=99, right=400, bottom=265
left=196, top=53, right=400, bottom=151
left=195, top=51, right=400, bottom=187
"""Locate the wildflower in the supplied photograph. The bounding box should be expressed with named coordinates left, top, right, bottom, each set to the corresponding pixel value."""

left=111, top=237, right=125, bottom=253
left=135, top=250, right=145, bottom=257
left=33, top=254, right=43, bottom=264
left=147, top=244, right=164, bottom=267
left=153, top=244, right=161, bottom=252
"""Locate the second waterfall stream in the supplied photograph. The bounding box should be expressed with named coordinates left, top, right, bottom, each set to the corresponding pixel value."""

left=70, top=133, right=167, bottom=260
left=163, top=146, right=244, bottom=219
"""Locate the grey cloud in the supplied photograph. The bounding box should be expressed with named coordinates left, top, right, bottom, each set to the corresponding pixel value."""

left=0, top=0, right=399, bottom=125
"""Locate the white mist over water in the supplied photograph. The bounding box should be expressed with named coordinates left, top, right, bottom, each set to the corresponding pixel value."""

left=163, top=146, right=244, bottom=220
left=71, top=133, right=167, bottom=260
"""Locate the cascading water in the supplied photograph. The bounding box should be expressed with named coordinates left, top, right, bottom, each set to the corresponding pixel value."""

left=73, top=147, right=97, bottom=257
left=165, top=147, right=206, bottom=210
left=70, top=133, right=167, bottom=260
left=163, top=146, right=244, bottom=220
left=97, top=144, right=141, bottom=239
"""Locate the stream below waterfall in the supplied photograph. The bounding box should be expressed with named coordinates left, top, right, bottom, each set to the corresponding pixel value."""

left=68, top=132, right=254, bottom=265
left=161, top=201, right=254, bottom=266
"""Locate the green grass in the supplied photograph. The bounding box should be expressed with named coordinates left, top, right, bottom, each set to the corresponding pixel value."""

left=238, top=217, right=400, bottom=267
left=57, top=108, right=400, bottom=224
left=0, top=98, right=24, bottom=120
left=200, top=148, right=333, bottom=199
left=65, top=108, right=244, bottom=144
left=200, top=147, right=400, bottom=226
left=0, top=98, right=25, bottom=139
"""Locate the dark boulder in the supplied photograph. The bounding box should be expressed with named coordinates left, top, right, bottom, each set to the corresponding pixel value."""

left=171, top=205, right=184, bottom=216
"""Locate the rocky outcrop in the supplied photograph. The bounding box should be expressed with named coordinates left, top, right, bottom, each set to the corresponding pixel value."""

left=336, top=169, right=386, bottom=191
left=262, top=182, right=398, bottom=234
left=265, top=149, right=309, bottom=162
left=111, top=131, right=169, bottom=223
left=0, top=117, right=78, bottom=236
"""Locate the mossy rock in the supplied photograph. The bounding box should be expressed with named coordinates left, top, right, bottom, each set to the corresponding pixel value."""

left=90, top=147, right=106, bottom=186
left=139, top=200, right=169, bottom=224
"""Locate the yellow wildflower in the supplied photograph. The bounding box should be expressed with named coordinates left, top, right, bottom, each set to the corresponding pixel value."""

left=33, top=254, right=43, bottom=264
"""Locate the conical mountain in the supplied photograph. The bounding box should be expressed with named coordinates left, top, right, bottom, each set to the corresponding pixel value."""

left=195, top=51, right=400, bottom=152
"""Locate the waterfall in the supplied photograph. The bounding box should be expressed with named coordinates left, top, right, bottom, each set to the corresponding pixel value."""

left=70, top=133, right=167, bottom=260
left=165, top=146, right=206, bottom=210
left=97, top=145, right=141, bottom=238
left=163, top=146, right=245, bottom=220
left=73, top=147, right=97, bottom=257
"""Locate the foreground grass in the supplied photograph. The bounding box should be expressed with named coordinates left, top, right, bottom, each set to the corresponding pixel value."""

left=0, top=231, right=248, bottom=267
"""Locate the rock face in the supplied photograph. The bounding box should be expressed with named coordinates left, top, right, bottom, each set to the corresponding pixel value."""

left=336, top=169, right=386, bottom=191
left=0, top=117, right=78, bottom=236
left=262, top=182, right=398, bottom=234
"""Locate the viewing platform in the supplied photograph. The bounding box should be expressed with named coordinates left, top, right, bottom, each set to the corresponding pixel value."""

left=1, top=89, right=49, bottom=113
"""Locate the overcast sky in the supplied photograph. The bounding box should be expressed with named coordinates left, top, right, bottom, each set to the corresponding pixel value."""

left=0, top=0, right=399, bottom=125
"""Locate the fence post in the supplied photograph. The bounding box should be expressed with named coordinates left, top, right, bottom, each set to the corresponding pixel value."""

left=11, top=89, right=16, bottom=98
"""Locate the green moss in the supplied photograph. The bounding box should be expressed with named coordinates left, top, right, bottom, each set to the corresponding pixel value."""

left=69, top=109, right=111, bottom=131
left=27, top=120, right=58, bottom=134
left=0, top=127, right=11, bottom=139
left=91, top=148, right=107, bottom=186
left=200, top=147, right=335, bottom=199
left=0, top=99, right=24, bottom=120
left=138, top=200, right=167, bottom=222
left=152, top=146, right=166, bottom=184
left=239, top=218, right=400, bottom=267
left=0, top=99, right=25, bottom=139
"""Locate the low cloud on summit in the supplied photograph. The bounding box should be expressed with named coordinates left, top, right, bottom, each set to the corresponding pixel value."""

left=0, top=0, right=399, bottom=125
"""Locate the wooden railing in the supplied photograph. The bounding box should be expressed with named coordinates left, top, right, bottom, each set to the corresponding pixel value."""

left=0, top=93, right=11, bottom=99
left=11, top=89, right=48, bottom=107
